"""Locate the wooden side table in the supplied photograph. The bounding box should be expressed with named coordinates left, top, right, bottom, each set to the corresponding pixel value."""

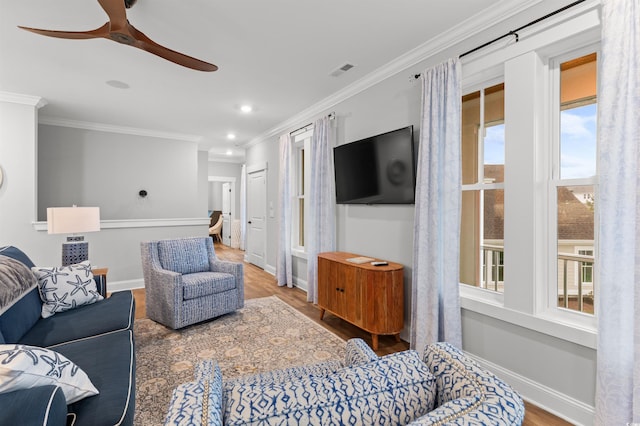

left=92, top=267, right=108, bottom=297
left=317, top=252, right=404, bottom=350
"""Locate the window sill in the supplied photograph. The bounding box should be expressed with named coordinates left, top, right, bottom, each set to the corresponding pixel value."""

left=292, top=249, right=308, bottom=260
left=460, top=285, right=597, bottom=350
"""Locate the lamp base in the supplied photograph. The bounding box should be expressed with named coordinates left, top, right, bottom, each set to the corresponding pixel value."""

left=62, top=240, right=89, bottom=266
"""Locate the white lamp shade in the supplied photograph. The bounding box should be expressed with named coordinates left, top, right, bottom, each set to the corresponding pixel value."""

left=47, top=207, right=101, bottom=234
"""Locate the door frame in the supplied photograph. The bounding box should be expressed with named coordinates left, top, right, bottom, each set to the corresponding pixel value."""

left=245, top=162, right=268, bottom=266
left=208, top=176, right=236, bottom=244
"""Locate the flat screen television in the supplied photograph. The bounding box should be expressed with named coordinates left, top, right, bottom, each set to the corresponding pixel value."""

left=334, top=125, right=415, bottom=204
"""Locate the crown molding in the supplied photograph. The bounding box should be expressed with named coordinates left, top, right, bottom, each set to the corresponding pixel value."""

left=0, top=91, right=47, bottom=108
left=243, top=0, right=543, bottom=148
left=38, top=116, right=203, bottom=143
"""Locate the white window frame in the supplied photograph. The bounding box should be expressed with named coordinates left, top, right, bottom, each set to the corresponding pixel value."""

left=458, top=1, right=601, bottom=349
left=461, top=78, right=506, bottom=302
left=291, top=129, right=312, bottom=259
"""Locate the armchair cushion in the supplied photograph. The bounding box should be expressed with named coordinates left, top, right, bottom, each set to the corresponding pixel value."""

left=182, top=272, right=236, bottom=301
left=158, top=239, right=209, bottom=275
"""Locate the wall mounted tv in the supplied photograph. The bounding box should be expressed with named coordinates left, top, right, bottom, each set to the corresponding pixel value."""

left=334, top=125, right=416, bottom=204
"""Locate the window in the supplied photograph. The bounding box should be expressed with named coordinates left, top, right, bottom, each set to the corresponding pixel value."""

left=460, top=83, right=505, bottom=293
left=292, top=129, right=312, bottom=254
left=553, top=52, right=597, bottom=315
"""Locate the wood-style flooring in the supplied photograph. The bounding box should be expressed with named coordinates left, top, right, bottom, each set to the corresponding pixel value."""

left=132, top=242, right=572, bottom=426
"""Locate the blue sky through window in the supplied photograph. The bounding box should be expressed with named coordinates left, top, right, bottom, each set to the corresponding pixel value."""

left=482, top=103, right=596, bottom=179
left=484, top=124, right=505, bottom=166
left=560, top=103, right=597, bottom=179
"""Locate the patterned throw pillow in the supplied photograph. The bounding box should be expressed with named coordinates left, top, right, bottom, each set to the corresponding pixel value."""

left=0, top=344, right=99, bottom=403
left=31, top=261, right=104, bottom=318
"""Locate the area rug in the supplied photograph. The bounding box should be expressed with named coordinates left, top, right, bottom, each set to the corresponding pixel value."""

left=134, top=295, right=346, bottom=425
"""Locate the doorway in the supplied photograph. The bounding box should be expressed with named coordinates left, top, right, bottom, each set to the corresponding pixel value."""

left=208, top=176, right=236, bottom=246
left=246, top=165, right=267, bottom=268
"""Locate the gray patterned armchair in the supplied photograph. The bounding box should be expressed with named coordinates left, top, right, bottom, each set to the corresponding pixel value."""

left=140, top=237, right=244, bottom=329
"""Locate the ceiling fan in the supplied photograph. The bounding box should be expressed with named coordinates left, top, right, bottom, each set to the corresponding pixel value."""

left=18, top=0, right=217, bottom=72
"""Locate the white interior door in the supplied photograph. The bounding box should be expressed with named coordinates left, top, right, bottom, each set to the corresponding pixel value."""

left=222, top=182, right=232, bottom=246
left=247, top=169, right=266, bottom=268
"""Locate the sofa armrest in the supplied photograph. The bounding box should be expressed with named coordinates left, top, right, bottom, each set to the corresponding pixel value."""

left=412, top=342, right=525, bottom=426
left=344, top=338, right=379, bottom=366
left=0, top=385, right=67, bottom=426
left=165, top=361, right=223, bottom=426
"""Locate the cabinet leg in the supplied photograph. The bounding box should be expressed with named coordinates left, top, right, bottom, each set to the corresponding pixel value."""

left=372, top=334, right=379, bottom=351
left=394, top=334, right=401, bottom=343
left=319, top=308, right=325, bottom=321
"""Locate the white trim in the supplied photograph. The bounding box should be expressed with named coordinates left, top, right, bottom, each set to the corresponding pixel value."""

left=247, top=162, right=267, bottom=174
left=109, top=278, right=145, bottom=293
left=208, top=176, right=237, bottom=183
left=0, top=91, right=47, bottom=108
left=243, top=0, right=544, bottom=149
left=464, top=351, right=595, bottom=426
left=32, top=217, right=209, bottom=231
left=38, top=116, right=202, bottom=143
left=264, top=263, right=276, bottom=276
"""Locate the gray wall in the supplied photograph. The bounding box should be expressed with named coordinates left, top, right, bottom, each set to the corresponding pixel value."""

left=0, top=110, right=208, bottom=285
left=37, top=124, right=201, bottom=221
left=244, top=1, right=597, bottom=423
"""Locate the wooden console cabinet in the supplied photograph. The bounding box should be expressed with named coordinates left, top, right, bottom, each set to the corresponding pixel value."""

left=317, top=252, right=403, bottom=350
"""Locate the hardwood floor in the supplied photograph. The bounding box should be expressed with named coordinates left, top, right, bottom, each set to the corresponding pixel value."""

left=132, top=242, right=571, bottom=425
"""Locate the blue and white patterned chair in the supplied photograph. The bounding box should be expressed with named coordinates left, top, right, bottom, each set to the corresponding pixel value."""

left=140, top=237, right=244, bottom=329
left=164, top=339, right=525, bottom=425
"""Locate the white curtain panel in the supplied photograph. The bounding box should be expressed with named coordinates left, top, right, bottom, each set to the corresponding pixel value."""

left=276, top=133, right=294, bottom=288
left=306, top=116, right=337, bottom=303
left=596, top=0, right=640, bottom=424
left=239, top=164, right=247, bottom=251
left=410, top=58, right=463, bottom=353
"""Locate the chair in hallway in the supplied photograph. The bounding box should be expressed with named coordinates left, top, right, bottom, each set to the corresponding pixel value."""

left=209, top=214, right=223, bottom=243
left=140, top=236, right=244, bottom=329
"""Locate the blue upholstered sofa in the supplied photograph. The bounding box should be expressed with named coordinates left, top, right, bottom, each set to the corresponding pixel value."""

left=165, top=338, right=525, bottom=425
left=0, top=246, right=136, bottom=425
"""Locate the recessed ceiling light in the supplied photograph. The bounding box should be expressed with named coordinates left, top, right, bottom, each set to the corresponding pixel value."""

left=106, top=80, right=130, bottom=89
left=227, top=133, right=236, bottom=140
left=240, top=105, right=252, bottom=113
left=226, top=149, right=233, bottom=156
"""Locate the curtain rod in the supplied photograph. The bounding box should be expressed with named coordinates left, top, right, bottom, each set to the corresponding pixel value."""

left=411, top=0, right=586, bottom=80
left=289, top=111, right=335, bottom=136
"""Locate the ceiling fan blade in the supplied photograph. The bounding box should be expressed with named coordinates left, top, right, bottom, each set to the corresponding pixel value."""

left=97, top=0, right=128, bottom=32
left=18, top=23, right=110, bottom=40
left=128, top=25, right=218, bottom=72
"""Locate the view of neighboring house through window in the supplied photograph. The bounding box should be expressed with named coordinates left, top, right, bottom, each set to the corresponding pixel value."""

left=460, top=83, right=505, bottom=292
left=554, top=52, right=597, bottom=314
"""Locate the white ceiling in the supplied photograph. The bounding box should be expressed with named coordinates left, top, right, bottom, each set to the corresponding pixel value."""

left=2, top=0, right=533, bottom=161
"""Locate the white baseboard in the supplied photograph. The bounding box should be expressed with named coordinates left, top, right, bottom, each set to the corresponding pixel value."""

left=109, top=278, right=144, bottom=293
left=464, top=351, right=594, bottom=426
left=264, top=264, right=276, bottom=276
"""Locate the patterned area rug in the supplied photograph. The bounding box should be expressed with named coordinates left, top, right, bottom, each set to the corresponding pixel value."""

left=134, top=295, right=346, bottom=425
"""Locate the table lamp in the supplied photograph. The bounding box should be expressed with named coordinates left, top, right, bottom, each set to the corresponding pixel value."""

left=47, top=206, right=101, bottom=266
